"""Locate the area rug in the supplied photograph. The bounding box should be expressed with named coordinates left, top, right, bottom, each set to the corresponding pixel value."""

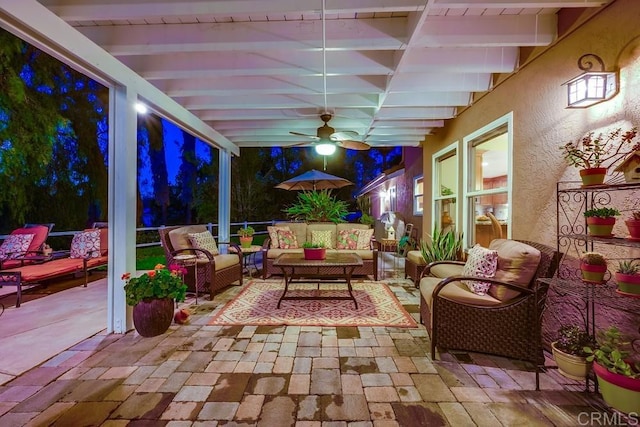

left=208, top=279, right=417, bottom=327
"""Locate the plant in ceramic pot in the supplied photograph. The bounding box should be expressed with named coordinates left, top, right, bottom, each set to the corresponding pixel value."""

left=551, top=325, right=596, bottom=381
left=625, top=211, right=640, bottom=241
left=584, top=326, right=640, bottom=414
left=584, top=207, right=620, bottom=237
left=614, top=260, right=640, bottom=297
left=559, top=127, right=639, bottom=186
left=284, top=189, right=349, bottom=223
left=237, top=226, right=255, bottom=248
left=302, top=241, right=326, bottom=260
left=580, top=252, right=607, bottom=284
left=420, top=228, right=465, bottom=263
left=123, top=264, right=187, bottom=337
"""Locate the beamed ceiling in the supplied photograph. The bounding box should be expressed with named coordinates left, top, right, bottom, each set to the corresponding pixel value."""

left=33, top=0, right=611, bottom=150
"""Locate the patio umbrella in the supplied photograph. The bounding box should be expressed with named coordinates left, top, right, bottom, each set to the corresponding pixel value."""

left=275, top=169, right=354, bottom=191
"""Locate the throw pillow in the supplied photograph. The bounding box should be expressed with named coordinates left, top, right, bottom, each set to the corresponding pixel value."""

left=337, top=229, right=358, bottom=250
left=461, top=244, right=498, bottom=295
left=277, top=229, right=298, bottom=249
left=311, top=230, right=333, bottom=249
left=488, top=239, right=542, bottom=301
left=355, top=228, right=374, bottom=250
left=188, top=231, right=219, bottom=260
left=70, top=230, right=101, bottom=259
left=0, top=233, right=35, bottom=260
left=267, top=225, right=291, bottom=249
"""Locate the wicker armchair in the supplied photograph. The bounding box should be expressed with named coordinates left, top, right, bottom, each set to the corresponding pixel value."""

left=419, top=240, right=559, bottom=390
left=159, top=226, right=243, bottom=299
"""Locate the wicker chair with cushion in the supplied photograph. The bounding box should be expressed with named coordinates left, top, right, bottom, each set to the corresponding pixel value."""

left=419, top=239, right=560, bottom=390
left=159, top=226, right=243, bottom=299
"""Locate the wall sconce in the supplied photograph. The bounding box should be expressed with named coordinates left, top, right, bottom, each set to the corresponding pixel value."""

left=563, top=54, right=618, bottom=108
left=315, top=141, right=336, bottom=156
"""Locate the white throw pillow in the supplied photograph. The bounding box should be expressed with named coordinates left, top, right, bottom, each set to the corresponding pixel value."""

left=461, top=244, right=498, bottom=295
left=188, top=231, right=219, bottom=260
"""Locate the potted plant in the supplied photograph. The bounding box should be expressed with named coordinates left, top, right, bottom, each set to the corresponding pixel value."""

left=584, top=326, right=640, bottom=414
left=551, top=325, right=596, bottom=380
left=302, top=242, right=326, bottom=260
left=559, top=127, right=639, bottom=186
left=284, top=189, right=349, bottom=223
left=580, top=252, right=607, bottom=284
left=420, top=228, right=465, bottom=263
left=123, top=264, right=188, bottom=337
left=237, top=226, right=255, bottom=248
left=625, top=211, right=640, bottom=241
left=614, top=260, right=640, bottom=297
left=584, top=207, right=620, bottom=237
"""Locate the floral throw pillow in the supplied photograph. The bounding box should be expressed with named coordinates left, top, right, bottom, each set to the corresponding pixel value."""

left=267, top=226, right=290, bottom=249
left=355, top=229, right=374, bottom=250
left=0, top=233, right=35, bottom=260
left=70, top=230, right=101, bottom=259
left=461, top=244, right=498, bottom=295
left=311, top=230, right=333, bottom=249
left=337, top=229, right=358, bottom=250
left=277, top=229, right=298, bottom=249
left=188, top=231, right=219, bottom=260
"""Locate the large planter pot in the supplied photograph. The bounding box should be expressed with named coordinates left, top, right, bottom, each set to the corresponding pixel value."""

left=581, top=262, right=607, bottom=284
left=551, top=342, right=592, bottom=381
left=615, top=272, right=640, bottom=297
left=593, top=362, right=640, bottom=414
left=239, top=236, right=253, bottom=248
left=303, top=248, right=326, bottom=260
left=587, top=216, right=616, bottom=238
left=132, top=297, right=175, bottom=337
left=625, top=219, right=640, bottom=241
left=580, top=167, right=607, bottom=187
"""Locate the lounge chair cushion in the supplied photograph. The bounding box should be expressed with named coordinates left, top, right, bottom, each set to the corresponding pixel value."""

left=15, top=225, right=50, bottom=253
left=196, top=253, right=239, bottom=269
left=420, top=276, right=502, bottom=308
left=70, top=230, right=101, bottom=259
left=488, top=239, right=541, bottom=301
left=188, top=230, right=219, bottom=259
left=168, top=225, right=207, bottom=254
left=461, top=244, right=498, bottom=295
left=430, top=263, right=464, bottom=278
left=0, top=233, right=34, bottom=259
left=407, top=250, right=426, bottom=266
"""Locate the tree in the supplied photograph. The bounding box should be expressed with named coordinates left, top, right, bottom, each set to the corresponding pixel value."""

left=179, top=130, right=197, bottom=223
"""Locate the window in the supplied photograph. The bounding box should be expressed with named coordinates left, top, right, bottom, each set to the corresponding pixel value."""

left=413, top=176, right=424, bottom=215
left=463, top=113, right=512, bottom=248
left=432, top=143, right=458, bottom=232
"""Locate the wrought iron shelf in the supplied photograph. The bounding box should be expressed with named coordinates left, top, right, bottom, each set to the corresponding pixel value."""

left=539, top=278, right=640, bottom=314
left=564, top=234, right=640, bottom=249
left=557, top=180, right=640, bottom=193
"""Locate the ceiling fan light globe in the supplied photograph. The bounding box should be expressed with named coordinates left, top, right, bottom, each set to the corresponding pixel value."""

left=315, top=143, right=336, bottom=156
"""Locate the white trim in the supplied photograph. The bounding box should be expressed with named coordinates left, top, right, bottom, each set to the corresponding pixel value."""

left=413, top=174, right=424, bottom=216
left=431, top=141, right=458, bottom=233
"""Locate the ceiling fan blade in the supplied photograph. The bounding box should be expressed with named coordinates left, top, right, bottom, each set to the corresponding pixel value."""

left=290, top=131, right=320, bottom=140
left=331, top=131, right=359, bottom=140
left=336, top=139, right=370, bottom=150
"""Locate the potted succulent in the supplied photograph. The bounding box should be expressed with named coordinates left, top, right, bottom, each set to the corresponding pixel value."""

left=551, top=325, right=596, bottom=380
left=584, top=207, right=620, bottom=237
left=559, top=127, right=639, bottom=186
left=302, top=241, right=326, bottom=260
left=625, top=211, right=640, bottom=241
left=584, top=326, right=640, bottom=414
left=580, top=252, right=607, bottom=284
left=123, top=264, right=187, bottom=337
left=614, top=260, right=640, bottom=297
left=237, top=226, right=255, bottom=248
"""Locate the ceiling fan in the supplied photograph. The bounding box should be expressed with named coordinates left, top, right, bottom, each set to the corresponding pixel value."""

left=289, top=113, right=370, bottom=152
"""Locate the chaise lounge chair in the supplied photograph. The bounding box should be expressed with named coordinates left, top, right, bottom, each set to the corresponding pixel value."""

left=0, top=223, right=55, bottom=270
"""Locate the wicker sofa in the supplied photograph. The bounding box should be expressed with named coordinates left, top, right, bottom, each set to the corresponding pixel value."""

left=418, top=239, right=559, bottom=390
left=261, top=222, right=378, bottom=280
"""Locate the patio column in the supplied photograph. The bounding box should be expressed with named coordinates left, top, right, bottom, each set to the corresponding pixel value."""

left=107, top=86, right=137, bottom=333
left=218, top=149, right=232, bottom=251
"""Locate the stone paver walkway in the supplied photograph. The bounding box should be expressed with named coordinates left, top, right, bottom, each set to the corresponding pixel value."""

left=0, top=278, right=617, bottom=426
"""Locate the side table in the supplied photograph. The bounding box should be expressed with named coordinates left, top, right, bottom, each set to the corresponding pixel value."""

left=377, top=239, right=401, bottom=278
left=230, top=245, right=262, bottom=277
left=174, top=254, right=199, bottom=304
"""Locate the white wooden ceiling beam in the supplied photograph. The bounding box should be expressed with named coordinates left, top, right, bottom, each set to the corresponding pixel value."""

left=401, top=47, right=518, bottom=72
left=388, top=72, right=491, bottom=91
left=433, top=0, right=608, bottom=7
left=179, top=94, right=379, bottom=110
left=376, top=107, right=456, bottom=119
left=384, top=92, right=472, bottom=107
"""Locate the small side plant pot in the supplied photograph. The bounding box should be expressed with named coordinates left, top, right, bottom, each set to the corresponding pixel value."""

left=579, top=167, right=607, bottom=187
left=615, top=272, right=640, bottom=297
left=625, top=219, right=640, bottom=241
left=593, top=362, right=640, bottom=414
left=303, top=248, right=326, bottom=260
left=586, top=217, right=616, bottom=237
left=239, top=236, right=253, bottom=248
left=581, top=262, right=607, bottom=284
left=551, top=342, right=592, bottom=381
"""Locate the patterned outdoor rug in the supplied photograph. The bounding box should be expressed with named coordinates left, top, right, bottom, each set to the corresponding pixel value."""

left=208, top=279, right=417, bottom=327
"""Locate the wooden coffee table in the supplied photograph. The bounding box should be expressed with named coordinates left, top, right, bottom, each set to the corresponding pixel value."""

left=273, top=253, right=363, bottom=309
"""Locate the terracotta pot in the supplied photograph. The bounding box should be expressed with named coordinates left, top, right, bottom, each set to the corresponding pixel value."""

left=579, top=167, right=607, bottom=186
left=551, top=342, right=592, bottom=380
left=304, top=248, right=326, bottom=260
left=593, top=362, right=640, bottom=414
left=625, top=219, right=640, bottom=241
left=132, top=297, right=174, bottom=337
left=586, top=216, right=616, bottom=237
left=239, top=236, right=253, bottom=248
left=580, top=262, right=607, bottom=284
left=615, top=272, right=640, bottom=296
